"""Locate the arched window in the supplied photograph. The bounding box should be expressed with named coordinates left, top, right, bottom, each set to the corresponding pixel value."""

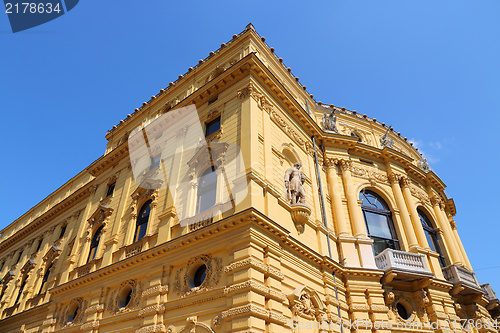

left=38, top=263, right=53, bottom=295
left=87, top=226, right=104, bottom=263
left=133, top=200, right=152, bottom=243
left=360, top=190, right=400, bottom=255
left=196, top=166, right=217, bottom=215
left=418, top=209, right=446, bottom=267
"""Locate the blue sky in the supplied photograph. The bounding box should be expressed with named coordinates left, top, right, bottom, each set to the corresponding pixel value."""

left=1, top=1, right=499, bottom=291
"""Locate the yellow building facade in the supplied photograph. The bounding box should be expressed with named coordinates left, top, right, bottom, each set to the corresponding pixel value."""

left=0, top=24, right=498, bottom=333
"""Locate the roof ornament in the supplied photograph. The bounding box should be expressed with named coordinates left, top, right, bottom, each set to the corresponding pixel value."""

left=322, top=111, right=339, bottom=134
left=380, top=125, right=394, bottom=149
left=418, top=157, right=431, bottom=173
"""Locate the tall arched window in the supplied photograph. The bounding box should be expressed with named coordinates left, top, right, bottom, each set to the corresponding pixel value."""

left=360, top=190, right=400, bottom=255
left=418, top=208, right=446, bottom=267
left=87, top=226, right=104, bottom=263
left=38, top=263, right=53, bottom=295
left=133, top=200, right=152, bottom=243
left=196, top=166, right=217, bottom=215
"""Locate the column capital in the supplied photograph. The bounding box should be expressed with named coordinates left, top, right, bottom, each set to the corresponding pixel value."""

left=430, top=195, right=443, bottom=207
left=388, top=172, right=402, bottom=185
left=450, top=220, right=457, bottom=230
left=399, top=176, right=412, bottom=188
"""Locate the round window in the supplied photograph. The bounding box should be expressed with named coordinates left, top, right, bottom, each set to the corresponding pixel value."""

left=66, top=302, right=80, bottom=323
left=193, top=264, right=207, bottom=288
left=396, top=302, right=411, bottom=320
left=118, top=285, right=133, bottom=309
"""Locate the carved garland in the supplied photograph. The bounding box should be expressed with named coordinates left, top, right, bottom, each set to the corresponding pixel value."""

left=172, top=254, right=223, bottom=298
left=107, top=279, right=143, bottom=314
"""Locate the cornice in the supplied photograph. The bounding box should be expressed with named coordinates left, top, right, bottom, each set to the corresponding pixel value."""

left=50, top=208, right=347, bottom=296
left=105, top=26, right=259, bottom=140
left=0, top=181, right=95, bottom=253
left=87, top=143, right=129, bottom=177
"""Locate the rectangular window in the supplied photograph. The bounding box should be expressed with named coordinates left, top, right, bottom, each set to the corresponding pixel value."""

left=150, top=155, right=161, bottom=170
left=59, top=226, right=66, bottom=239
left=205, top=117, right=221, bottom=138
left=106, top=182, right=116, bottom=197
left=35, top=238, right=43, bottom=252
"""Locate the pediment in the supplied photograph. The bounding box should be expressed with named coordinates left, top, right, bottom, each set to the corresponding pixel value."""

left=187, top=142, right=229, bottom=170
left=20, top=259, right=35, bottom=275
left=3, top=271, right=14, bottom=284
left=87, top=205, right=114, bottom=225
left=131, top=178, right=163, bottom=201
left=42, top=245, right=61, bottom=263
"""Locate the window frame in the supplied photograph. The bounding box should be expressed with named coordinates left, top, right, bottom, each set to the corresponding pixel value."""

left=133, top=200, right=152, bottom=243
left=196, top=165, right=218, bottom=215
left=106, top=182, right=116, bottom=197
left=418, top=208, right=447, bottom=267
left=205, top=117, right=221, bottom=138
left=38, top=263, right=53, bottom=295
left=360, top=190, right=400, bottom=255
left=87, top=225, right=104, bottom=263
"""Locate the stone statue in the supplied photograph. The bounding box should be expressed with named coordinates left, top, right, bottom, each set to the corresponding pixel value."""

left=380, top=125, right=394, bottom=149
left=285, top=163, right=306, bottom=205
left=418, top=157, right=431, bottom=172
left=322, top=111, right=338, bottom=133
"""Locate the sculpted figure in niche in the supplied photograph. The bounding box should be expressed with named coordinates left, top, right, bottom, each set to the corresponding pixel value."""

left=285, top=162, right=306, bottom=205
left=323, top=111, right=338, bottom=133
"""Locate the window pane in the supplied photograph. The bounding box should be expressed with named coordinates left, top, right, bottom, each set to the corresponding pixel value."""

left=372, top=237, right=396, bottom=256
left=106, top=182, right=116, bottom=197
left=197, top=167, right=217, bottom=214
left=151, top=155, right=161, bottom=170
left=135, top=223, right=147, bottom=242
left=365, top=211, right=393, bottom=239
left=424, top=230, right=437, bottom=252
left=360, top=192, right=387, bottom=210
left=205, top=117, right=221, bottom=137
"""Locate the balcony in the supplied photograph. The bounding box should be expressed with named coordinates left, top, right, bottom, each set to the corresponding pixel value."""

left=375, top=248, right=433, bottom=282
left=482, top=284, right=500, bottom=314
left=442, top=264, right=483, bottom=295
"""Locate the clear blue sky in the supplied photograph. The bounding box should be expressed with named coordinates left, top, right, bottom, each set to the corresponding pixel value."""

left=1, top=1, right=499, bottom=291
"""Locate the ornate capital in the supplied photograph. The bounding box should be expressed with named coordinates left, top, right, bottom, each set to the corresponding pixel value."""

left=237, top=84, right=254, bottom=100
left=430, top=195, right=443, bottom=207
left=399, top=176, right=411, bottom=188
left=450, top=220, right=457, bottom=230
left=388, top=172, right=401, bottom=185
left=338, top=159, right=352, bottom=171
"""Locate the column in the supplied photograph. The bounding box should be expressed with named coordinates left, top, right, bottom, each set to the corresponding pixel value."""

left=450, top=220, right=472, bottom=270
left=326, top=160, right=349, bottom=236
left=388, top=173, right=419, bottom=249
left=340, top=160, right=367, bottom=238
left=431, top=198, right=462, bottom=266
left=400, top=177, right=430, bottom=249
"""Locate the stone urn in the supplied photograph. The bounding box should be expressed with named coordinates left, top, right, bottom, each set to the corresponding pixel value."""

left=290, top=203, right=311, bottom=233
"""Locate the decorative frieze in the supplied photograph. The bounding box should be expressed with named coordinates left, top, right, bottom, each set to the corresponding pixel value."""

left=141, top=285, right=168, bottom=298
left=136, top=324, right=166, bottom=333
left=222, top=304, right=268, bottom=319
left=84, top=304, right=104, bottom=314
left=125, top=243, right=143, bottom=258
left=139, top=304, right=165, bottom=317
left=80, top=320, right=99, bottom=330
left=224, top=258, right=284, bottom=280
left=223, top=280, right=286, bottom=301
